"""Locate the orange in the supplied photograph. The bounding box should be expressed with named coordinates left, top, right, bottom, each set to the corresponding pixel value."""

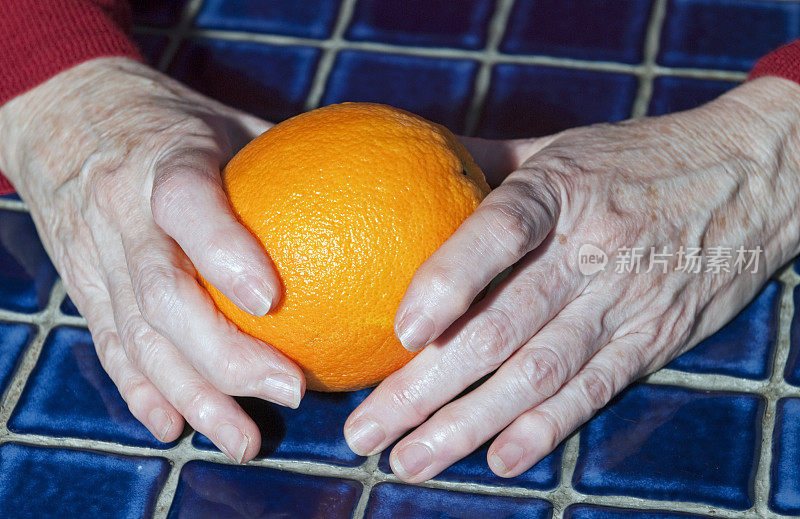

left=202, top=102, right=490, bottom=391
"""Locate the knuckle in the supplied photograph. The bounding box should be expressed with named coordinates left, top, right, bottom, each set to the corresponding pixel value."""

left=122, top=323, right=161, bottom=374
left=434, top=405, right=478, bottom=447
left=134, top=263, right=184, bottom=324
left=515, top=347, right=566, bottom=398
left=524, top=409, right=563, bottom=451
left=463, top=310, right=516, bottom=370
left=577, top=367, right=615, bottom=408
left=119, top=377, right=152, bottom=410
left=176, top=383, right=215, bottom=424
left=383, top=373, right=431, bottom=423
left=150, top=167, right=195, bottom=225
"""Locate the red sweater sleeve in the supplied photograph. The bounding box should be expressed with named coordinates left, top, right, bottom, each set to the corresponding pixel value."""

left=0, top=0, right=142, bottom=195
left=749, top=40, right=800, bottom=84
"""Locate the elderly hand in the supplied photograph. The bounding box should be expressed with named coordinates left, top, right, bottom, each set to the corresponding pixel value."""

left=0, top=57, right=305, bottom=463
left=344, top=76, right=800, bottom=481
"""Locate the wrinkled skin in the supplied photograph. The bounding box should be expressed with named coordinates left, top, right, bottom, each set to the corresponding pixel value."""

left=2, top=57, right=800, bottom=480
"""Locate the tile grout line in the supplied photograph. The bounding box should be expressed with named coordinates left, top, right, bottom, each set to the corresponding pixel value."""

left=302, top=0, right=359, bottom=111
left=631, top=0, right=668, bottom=118
left=152, top=433, right=203, bottom=518
left=350, top=454, right=380, bottom=519
left=134, top=25, right=749, bottom=83
left=0, top=198, right=27, bottom=212
left=462, top=0, right=516, bottom=136
left=550, top=433, right=581, bottom=519
left=155, top=0, right=207, bottom=72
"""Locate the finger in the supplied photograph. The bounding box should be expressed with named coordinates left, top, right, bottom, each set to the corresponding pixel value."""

left=122, top=224, right=304, bottom=408
left=104, top=256, right=262, bottom=463
left=387, top=297, right=609, bottom=482
left=394, top=171, right=562, bottom=351
left=344, top=252, right=581, bottom=457
left=79, top=289, right=184, bottom=443
left=487, top=334, right=646, bottom=478
left=150, top=148, right=281, bottom=316
left=457, top=136, right=558, bottom=187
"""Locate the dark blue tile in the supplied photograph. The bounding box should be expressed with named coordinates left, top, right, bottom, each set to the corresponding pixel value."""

left=130, top=0, right=186, bottom=27
left=648, top=76, right=738, bottom=116
left=0, top=321, right=35, bottom=397
left=169, top=39, right=321, bottom=123
left=0, top=210, right=58, bottom=314
left=193, top=389, right=369, bottom=466
left=573, top=384, right=762, bottom=510
left=365, top=483, right=551, bottom=519
left=784, top=286, right=800, bottom=386
left=501, top=0, right=652, bottom=63
left=0, top=443, right=168, bottom=518
left=658, top=0, right=800, bottom=71
left=770, top=398, right=800, bottom=514
left=321, top=50, right=478, bottom=133
left=477, top=64, right=637, bottom=138
left=8, top=326, right=174, bottom=449
left=0, top=192, right=21, bottom=200
left=346, top=0, right=495, bottom=50
left=132, top=33, right=170, bottom=65
left=565, top=504, right=707, bottom=519
left=168, top=460, right=361, bottom=518
left=194, top=0, right=343, bottom=39
left=666, top=279, right=779, bottom=379
left=377, top=439, right=563, bottom=490
left=60, top=294, right=81, bottom=317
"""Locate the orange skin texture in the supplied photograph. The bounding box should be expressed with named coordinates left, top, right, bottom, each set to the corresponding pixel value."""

left=202, top=102, right=490, bottom=391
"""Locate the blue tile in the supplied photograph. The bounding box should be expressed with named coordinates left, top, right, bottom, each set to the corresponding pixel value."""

left=193, top=389, right=369, bottom=466
left=648, top=76, right=739, bottom=116
left=771, top=398, right=800, bottom=514
left=365, top=483, right=551, bottom=519
left=130, top=0, right=186, bottom=27
left=169, top=39, right=321, bottom=123
left=0, top=210, right=58, bottom=313
left=321, top=50, right=478, bottom=134
left=132, top=33, right=170, bottom=65
left=8, top=326, right=174, bottom=449
left=377, top=439, right=563, bottom=490
left=60, top=294, right=81, bottom=317
left=0, top=443, right=168, bottom=519
left=501, top=0, right=652, bottom=63
left=345, top=0, right=495, bottom=50
left=194, top=0, right=343, bottom=39
left=666, top=280, right=779, bottom=379
left=784, top=286, right=800, bottom=386
left=573, top=384, right=762, bottom=510
left=0, top=192, right=21, bottom=200
left=565, top=504, right=707, bottom=519
left=658, top=0, right=800, bottom=71
left=0, top=321, right=35, bottom=397
left=477, top=65, right=637, bottom=138
left=168, top=460, right=361, bottom=518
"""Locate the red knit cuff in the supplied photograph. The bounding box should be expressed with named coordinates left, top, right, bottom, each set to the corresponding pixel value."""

left=0, top=0, right=143, bottom=195
left=749, top=39, right=800, bottom=84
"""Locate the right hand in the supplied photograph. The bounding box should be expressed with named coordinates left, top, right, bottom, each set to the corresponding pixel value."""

left=0, top=57, right=305, bottom=463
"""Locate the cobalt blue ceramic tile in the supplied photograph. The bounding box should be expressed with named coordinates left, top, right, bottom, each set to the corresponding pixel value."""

left=377, top=439, right=563, bottom=490
left=168, top=460, right=361, bottom=518
left=0, top=443, right=168, bottom=519
left=8, top=326, right=174, bottom=449
left=169, top=39, right=321, bottom=123
left=666, top=279, right=779, bottom=379
left=321, top=50, right=478, bottom=133
left=784, top=285, right=800, bottom=386
left=501, top=0, right=652, bottom=63
left=193, top=389, right=369, bottom=466
left=132, top=33, right=170, bottom=65
left=0, top=321, right=35, bottom=397
left=365, top=483, right=551, bottom=519
left=573, top=384, right=762, bottom=510
left=60, top=294, right=81, bottom=317
left=477, top=64, right=637, bottom=139
left=130, top=0, right=186, bottom=27
left=658, top=0, right=800, bottom=71
left=0, top=192, right=21, bottom=200
left=345, top=0, right=495, bottom=50
left=194, top=0, right=343, bottom=39
left=770, top=398, right=800, bottom=514
left=648, top=76, right=739, bottom=116
left=564, top=504, right=707, bottom=519
left=0, top=210, right=57, bottom=314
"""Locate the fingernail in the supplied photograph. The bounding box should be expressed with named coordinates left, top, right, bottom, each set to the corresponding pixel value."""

left=233, top=275, right=273, bottom=317
left=489, top=443, right=523, bottom=475
left=148, top=408, right=172, bottom=442
left=393, top=442, right=432, bottom=479
left=396, top=312, right=435, bottom=350
left=262, top=374, right=303, bottom=408
left=216, top=423, right=249, bottom=464
left=345, top=418, right=385, bottom=456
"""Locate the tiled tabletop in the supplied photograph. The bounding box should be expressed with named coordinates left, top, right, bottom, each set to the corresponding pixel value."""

left=2, top=0, right=800, bottom=517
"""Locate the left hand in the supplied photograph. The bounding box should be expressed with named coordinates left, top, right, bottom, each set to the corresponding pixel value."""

left=343, top=76, right=800, bottom=482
